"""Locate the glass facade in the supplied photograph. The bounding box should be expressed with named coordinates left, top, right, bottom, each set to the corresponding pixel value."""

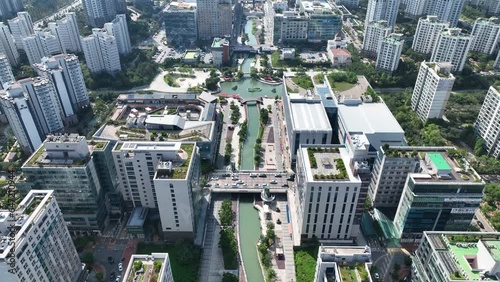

left=307, top=14, right=341, bottom=42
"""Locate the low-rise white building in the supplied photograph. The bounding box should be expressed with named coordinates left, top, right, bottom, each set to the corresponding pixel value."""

left=314, top=245, right=372, bottom=282
left=123, top=253, right=174, bottom=282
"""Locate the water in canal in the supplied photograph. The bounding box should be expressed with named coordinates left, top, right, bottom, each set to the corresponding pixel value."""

left=239, top=196, right=265, bottom=282
left=220, top=79, right=282, bottom=99
left=240, top=103, right=260, bottom=170
left=244, top=19, right=258, bottom=46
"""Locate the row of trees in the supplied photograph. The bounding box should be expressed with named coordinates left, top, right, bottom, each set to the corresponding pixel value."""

left=218, top=200, right=238, bottom=270
left=258, top=222, right=277, bottom=281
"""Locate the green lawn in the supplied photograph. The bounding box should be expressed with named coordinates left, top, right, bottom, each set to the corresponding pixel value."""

left=292, top=75, right=314, bottom=90
left=332, top=82, right=355, bottom=92
left=136, top=241, right=201, bottom=282
left=294, top=245, right=318, bottom=282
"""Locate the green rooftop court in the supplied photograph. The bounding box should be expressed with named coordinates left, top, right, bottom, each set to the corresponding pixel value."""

left=484, top=240, right=500, bottom=261
left=449, top=244, right=481, bottom=280
left=184, top=51, right=197, bottom=60
left=427, top=152, right=451, bottom=170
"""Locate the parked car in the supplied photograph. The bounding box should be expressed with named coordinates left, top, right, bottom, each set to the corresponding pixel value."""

left=108, top=256, right=114, bottom=264
left=118, top=263, right=123, bottom=271
left=270, top=180, right=278, bottom=184
left=477, top=221, right=484, bottom=229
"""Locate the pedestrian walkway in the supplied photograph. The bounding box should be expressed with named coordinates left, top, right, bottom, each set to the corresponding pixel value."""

left=278, top=201, right=296, bottom=282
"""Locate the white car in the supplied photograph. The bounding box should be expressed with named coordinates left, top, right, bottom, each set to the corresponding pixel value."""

left=210, top=177, right=219, bottom=180
left=118, top=263, right=123, bottom=271
left=236, top=180, right=244, bottom=184
left=115, top=276, right=121, bottom=282
left=270, top=180, right=278, bottom=184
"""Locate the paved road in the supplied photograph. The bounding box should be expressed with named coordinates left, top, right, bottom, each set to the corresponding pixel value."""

left=91, top=238, right=127, bottom=282
left=475, top=209, right=496, bottom=232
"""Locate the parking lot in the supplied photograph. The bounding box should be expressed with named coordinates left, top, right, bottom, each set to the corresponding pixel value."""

left=299, top=51, right=329, bottom=63
left=209, top=172, right=292, bottom=190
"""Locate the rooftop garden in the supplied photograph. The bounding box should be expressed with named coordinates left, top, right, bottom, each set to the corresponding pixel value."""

left=26, top=146, right=45, bottom=166
left=450, top=271, right=466, bottom=280
left=90, top=141, right=107, bottom=150
left=307, top=147, right=348, bottom=180
left=295, top=245, right=318, bottom=282
left=171, top=144, right=194, bottom=179
left=292, top=73, right=314, bottom=89
left=23, top=197, right=43, bottom=215
left=327, top=72, right=357, bottom=92
left=382, top=145, right=419, bottom=158
left=114, top=143, right=123, bottom=151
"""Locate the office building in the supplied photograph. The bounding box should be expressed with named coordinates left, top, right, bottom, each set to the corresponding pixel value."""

left=300, top=0, right=342, bottom=43
left=412, top=231, right=500, bottom=281
left=412, top=16, right=450, bottom=55
left=431, top=28, right=473, bottom=72
left=0, top=190, right=83, bottom=282
left=211, top=37, right=230, bottom=67
left=475, top=86, right=500, bottom=158
left=112, top=142, right=202, bottom=239
left=34, top=54, right=90, bottom=123
left=0, top=23, right=20, bottom=66
left=0, top=54, right=14, bottom=88
left=123, top=253, right=174, bottom=282
left=22, top=30, right=63, bottom=66
left=314, top=246, right=372, bottom=282
left=293, top=145, right=361, bottom=242
left=104, top=14, right=131, bottom=55
left=273, top=12, right=309, bottom=44
left=7, top=12, right=34, bottom=50
left=48, top=12, right=82, bottom=53
left=282, top=89, right=333, bottom=163
left=0, top=0, right=23, bottom=19
left=82, top=28, right=122, bottom=73
left=362, top=20, right=392, bottom=55
left=196, top=0, right=233, bottom=39
left=393, top=150, right=485, bottom=239
left=411, top=62, right=455, bottom=121
left=82, top=0, right=118, bottom=28
left=19, top=135, right=109, bottom=234
left=163, top=1, right=197, bottom=46
left=365, top=0, right=401, bottom=27
left=375, top=33, right=403, bottom=73
left=470, top=17, right=500, bottom=55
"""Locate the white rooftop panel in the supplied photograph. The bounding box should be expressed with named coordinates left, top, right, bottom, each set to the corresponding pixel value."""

left=290, top=102, right=331, bottom=131
left=338, top=103, right=404, bottom=134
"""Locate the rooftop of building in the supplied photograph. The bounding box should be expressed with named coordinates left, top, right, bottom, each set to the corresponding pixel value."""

left=127, top=207, right=148, bottom=228
left=319, top=245, right=371, bottom=257
left=288, top=98, right=331, bottom=131
left=164, top=1, right=197, bottom=11
left=300, top=146, right=360, bottom=182
left=424, top=232, right=500, bottom=281
left=475, top=17, right=499, bottom=25
left=367, top=20, right=390, bottom=28
left=337, top=102, right=404, bottom=134
left=424, top=62, right=454, bottom=79
left=184, top=51, right=198, bottom=60
left=441, top=28, right=472, bottom=38
left=123, top=253, right=171, bottom=282
left=0, top=190, right=53, bottom=259
left=384, top=33, right=404, bottom=44
left=211, top=37, right=229, bottom=48
left=410, top=150, right=483, bottom=183
left=330, top=48, right=351, bottom=56
left=300, top=0, right=339, bottom=15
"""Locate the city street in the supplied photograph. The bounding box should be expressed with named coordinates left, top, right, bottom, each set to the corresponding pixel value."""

left=475, top=209, right=496, bottom=232
left=209, top=172, right=291, bottom=190
left=90, top=238, right=128, bottom=282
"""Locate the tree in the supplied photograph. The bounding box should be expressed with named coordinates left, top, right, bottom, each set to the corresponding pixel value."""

left=82, top=252, right=94, bottom=265
left=474, top=138, right=486, bottom=156
left=219, top=199, right=233, bottom=226
left=133, top=260, right=143, bottom=271
left=260, top=108, right=269, bottom=124
left=153, top=261, right=162, bottom=273
left=96, top=272, right=104, bottom=282
left=221, top=272, right=238, bottom=282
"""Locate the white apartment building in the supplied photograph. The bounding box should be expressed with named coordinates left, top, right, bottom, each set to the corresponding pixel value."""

left=34, top=54, right=89, bottom=122
left=411, top=62, right=455, bottom=121
left=495, top=50, right=500, bottom=69
left=314, top=246, right=371, bottom=282
left=0, top=84, right=44, bottom=152
left=0, top=55, right=14, bottom=89
left=48, top=12, right=82, bottom=53
left=0, top=0, right=23, bottom=18
left=282, top=90, right=333, bottom=163
left=104, top=14, right=131, bottom=55
left=375, top=33, right=403, bottom=73
left=362, top=20, right=391, bottom=54
left=470, top=17, right=500, bottom=55
left=293, top=145, right=361, bottom=242
left=475, top=86, right=500, bottom=158
left=0, top=190, right=83, bottom=282
left=19, top=77, right=64, bottom=134
left=0, top=23, right=20, bottom=66
left=82, top=28, right=122, bottom=73
left=336, top=0, right=359, bottom=8
left=431, top=28, right=473, bottom=72
left=196, top=0, right=233, bottom=39
left=123, top=253, right=174, bottom=282
left=412, top=15, right=450, bottom=55
left=22, top=30, right=63, bottom=66
left=7, top=11, right=34, bottom=50
left=365, top=0, right=401, bottom=27
left=82, top=0, right=118, bottom=27
left=403, top=0, right=426, bottom=19
left=405, top=0, right=465, bottom=27
left=112, top=142, right=202, bottom=239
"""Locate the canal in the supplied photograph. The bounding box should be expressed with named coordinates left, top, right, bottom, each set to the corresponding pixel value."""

left=239, top=195, right=265, bottom=282
left=240, top=103, right=260, bottom=170
left=244, top=18, right=258, bottom=46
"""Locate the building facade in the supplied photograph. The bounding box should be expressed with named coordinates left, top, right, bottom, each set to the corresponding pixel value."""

left=7, top=11, right=34, bottom=50
left=431, top=28, right=473, bottom=72
left=405, top=0, right=465, bottom=27
left=81, top=28, right=122, bottom=73
left=474, top=86, right=500, bottom=158
left=82, top=0, right=118, bottom=28
left=211, top=37, right=230, bottom=67
left=412, top=15, right=450, bottom=55
left=393, top=151, right=485, bottom=240
left=0, top=23, right=20, bottom=66
left=0, top=190, right=83, bottom=282
left=411, top=62, right=456, bottom=121
left=22, top=30, right=63, bottom=66
left=163, top=1, right=198, bottom=47
left=19, top=135, right=109, bottom=234
left=362, top=20, right=392, bottom=55
left=0, top=54, right=14, bottom=88
left=0, top=0, right=23, bottom=19
left=470, top=17, right=500, bottom=55
left=375, top=33, right=403, bottom=73
left=294, top=145, right=361, bottom=242
left=365, top=0, right=401, bottom=27
left=104, top=14, right=131, bottom=55
left=48, top=12, right=82, bottom=53
left=196, top=0, right=233, bottom=39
